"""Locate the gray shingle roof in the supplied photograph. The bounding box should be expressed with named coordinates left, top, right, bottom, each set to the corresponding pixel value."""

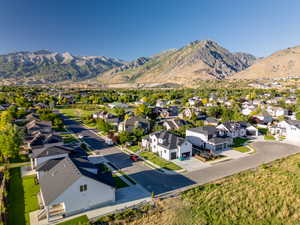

left=153, top=131, right=185, bottom=150
left=188, top=126, right=217, bottom=136
left=39, top=157, right=115, bottom=205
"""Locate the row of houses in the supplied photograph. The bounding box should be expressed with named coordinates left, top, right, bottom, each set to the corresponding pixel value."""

left=142, top=122, right=258, bottom=161
left=24, top=115, right=116, bottom=222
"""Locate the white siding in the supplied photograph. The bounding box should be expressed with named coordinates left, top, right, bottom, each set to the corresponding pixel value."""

left=50, top=176, right=115, bottom=216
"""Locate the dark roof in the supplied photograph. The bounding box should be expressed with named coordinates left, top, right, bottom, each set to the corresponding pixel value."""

left=30, top=132, right=63, bottom=147
left=32, top=145, right=87, bottom=158
left=153, top=131, right=185, bottom=150
left=286, top=120, right=300, bottom=128
left=188, top=126, right=217, bottom=136
left=208, top=137, right=232, bottom=145
left=36, top=158, right=64, bottom=171
left=206, top=117, right=218, bottom=124
left=39, top=157, right=115, bottom=205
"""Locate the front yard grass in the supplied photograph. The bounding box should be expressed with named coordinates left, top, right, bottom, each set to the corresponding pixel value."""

left=264, top=135, right=276, bottom=141
left=128, top=145, right=140, bottom=153
left=7, top=168, right=40, bottom=225
left=62, top=133, right=80, bottom=144
left=233, top=137, right=249, bottom=147
left=140, top=152, right=182, bottom=171
left=57, top=215, right=90, bottom=225
left=233, top=146, right=251, bottom=153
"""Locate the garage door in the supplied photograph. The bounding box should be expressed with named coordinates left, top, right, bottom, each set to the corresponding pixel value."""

left=171, top=152, right=177, bottom=160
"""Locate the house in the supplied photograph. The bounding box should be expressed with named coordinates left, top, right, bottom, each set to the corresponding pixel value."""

left=266, top=106, right=288, bottom=117
left=241, top=107, right=254, bottom=116
left=253, top=111, right=273, bottom=124
left=216, top=122, right=247, bottom=138
left=179, top=108, right=206, bottom=120
left=92, top=111, right=119, bottom=125
left=26, top=132, right=63, bottom=150
left=156, top=100, right=168, bottom=107
left=142, top=131, right=192, bottom=160
left=186, top=126, right=232, bottom=154
left=188, top=97, right=202, bottom=106
left=270, top=120, right=300, bottom=140
left=118, top=116, right=150, bottom=133
left=26, top=120, right=52, bottom=135
left=37, top=157, right=115, bottom=221
left=163, top=119, right=190, bottom=130
left=108, top=102, right=129, bottom=109
left=160, top=106, right=179, bottom=118
left=204, top=117, right=219, bottom=126
left=30, top=145, right=87, bottom=170
left=25, top=113, right=40, bottom=122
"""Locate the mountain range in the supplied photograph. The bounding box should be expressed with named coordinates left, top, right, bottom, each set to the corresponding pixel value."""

left=0, top=40, right=299, bottom=87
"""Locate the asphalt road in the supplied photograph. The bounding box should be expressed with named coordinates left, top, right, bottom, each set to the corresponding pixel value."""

left=63, top=116, right=196, bottom=194
left=62, top=115, right=300, bottom=195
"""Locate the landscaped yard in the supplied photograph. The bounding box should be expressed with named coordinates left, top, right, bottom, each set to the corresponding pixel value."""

left=264, top=135, right=276, bottom=140
left=128, top=145, right=140, bottom=153
left=7, top=168, right=40, bottom=225
left=233, top=146, right=251, bottom=153
left=126, top=152, right=300, bottom=225
left=233, top=137, right=249, bottom=147
left=140, top=152, right=182, bottom=171
left=57, top=215, right=90, bottom=225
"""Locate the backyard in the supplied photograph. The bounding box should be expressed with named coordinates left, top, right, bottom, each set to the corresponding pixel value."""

left=7, top=168, right=40, bottom=225
left=57, top=215, right=90, bottom=225
left=139, top=152, right=182, bottom=171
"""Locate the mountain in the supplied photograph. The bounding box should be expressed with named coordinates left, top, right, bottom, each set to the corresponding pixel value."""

left=232, top=45, right=300, bottom=80
left=96, top=40, right=256, bottom=86
left=0, top=50, right=125, bottom=83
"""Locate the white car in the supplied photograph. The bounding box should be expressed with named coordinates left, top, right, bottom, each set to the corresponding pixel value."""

left=78, top=134, right=84, bottom=139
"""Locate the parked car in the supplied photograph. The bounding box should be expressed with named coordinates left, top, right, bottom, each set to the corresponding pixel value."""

left=129, top=154, right=139, bottom=162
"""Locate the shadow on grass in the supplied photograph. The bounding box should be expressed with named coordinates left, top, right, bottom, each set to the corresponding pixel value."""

left=7, top=168, right=26, bottom=225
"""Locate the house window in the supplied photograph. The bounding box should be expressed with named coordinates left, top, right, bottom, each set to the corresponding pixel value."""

left=80, top=184, right=87, bottom=192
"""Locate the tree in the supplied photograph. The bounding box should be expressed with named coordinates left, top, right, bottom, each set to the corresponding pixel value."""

left=134, top=104, right=151, bottom=117
left=118, top=131, right=132, bottom=144
left=0, top=112, right=23, bottom=162
left=296, top=112, right=300, bottom=120
left=96, top=119, right=112, bottom=134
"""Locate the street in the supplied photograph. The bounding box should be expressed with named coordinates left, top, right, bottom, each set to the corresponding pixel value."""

left=63, top=116, right=300, bottom=195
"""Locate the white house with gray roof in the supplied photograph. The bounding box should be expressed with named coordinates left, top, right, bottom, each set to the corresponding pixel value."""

left=270, top=120, right=300, bottom=140
left=186, top=126, right=233, bottom=154
left=142, top=131, right=192, bottom=160
left=37, top=157, right=116, bottom=221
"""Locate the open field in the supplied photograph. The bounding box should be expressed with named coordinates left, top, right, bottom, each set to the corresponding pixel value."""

left=126, top=152, right=300, bottom=225
left=7, top=168, right=40, bottom=225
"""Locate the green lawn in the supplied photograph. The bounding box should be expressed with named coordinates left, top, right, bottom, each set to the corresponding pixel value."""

left=7, top=168, right=40, bottom=225
left=264, top=135, right=276, bottom=140
left=233, top=137, right=249, bottom=147
left=140, top=152, right=182, bottom=171
left=128, top=145, right=140, bottom=153
left=113, top=174, right=129, bottom=189
left=233, top=146, right=251, bottom=153
left=57, top=215, right=90, bottom=225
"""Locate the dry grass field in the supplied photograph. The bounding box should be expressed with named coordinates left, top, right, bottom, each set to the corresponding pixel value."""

left=125, top=153, right=300, bottom=225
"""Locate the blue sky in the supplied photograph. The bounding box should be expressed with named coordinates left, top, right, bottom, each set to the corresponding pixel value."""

left=0, top=0, right=299, bottom=60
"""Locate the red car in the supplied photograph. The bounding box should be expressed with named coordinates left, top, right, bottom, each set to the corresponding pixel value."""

left=129, top=154, right=139, bottom=162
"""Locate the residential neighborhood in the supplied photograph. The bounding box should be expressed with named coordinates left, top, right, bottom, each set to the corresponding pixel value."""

left=1, top=85, right=300, bottom=225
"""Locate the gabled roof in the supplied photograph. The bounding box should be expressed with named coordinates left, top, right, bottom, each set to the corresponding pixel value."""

left=39, top=157, right=115, bottom=205
left=156, top=131, right=185, bottom=150
left=286, top=120, right=300, bottom=128
left=188, top=126, right=217, bottom=136
left=31, top=145, right=87, bottom=158
left=30, top=132, right=63, bottom=147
